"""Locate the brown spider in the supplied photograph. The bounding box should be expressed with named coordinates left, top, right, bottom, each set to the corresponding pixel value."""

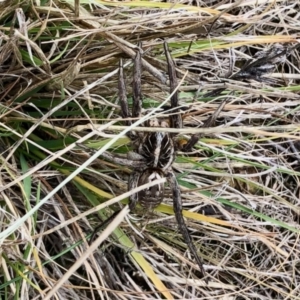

left=94, top=42, right=224, bottom=283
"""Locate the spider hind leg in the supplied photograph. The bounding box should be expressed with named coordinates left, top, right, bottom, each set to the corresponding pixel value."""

left=166, top=170, right=208, bottom=283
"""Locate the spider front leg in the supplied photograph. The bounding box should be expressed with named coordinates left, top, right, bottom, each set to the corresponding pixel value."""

left=118, top=48, right=143, bottom=141
left=119, top=59, right=131, bottom=125
left=164, top=41, right=183, bottom=130
left=119, top=48, right=143, bottom=121
left=132, top=48, right=142, bottom=119
left=166, top=170, right=208, bottom=283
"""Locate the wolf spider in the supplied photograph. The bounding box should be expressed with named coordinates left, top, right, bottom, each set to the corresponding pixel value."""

left=95, top=42, right=223, bottom=282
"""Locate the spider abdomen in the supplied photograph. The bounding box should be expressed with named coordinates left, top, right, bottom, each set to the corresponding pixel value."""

left=137, top=168, right=165, bottom=209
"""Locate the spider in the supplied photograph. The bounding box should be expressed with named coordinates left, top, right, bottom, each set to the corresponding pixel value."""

left=94, top=42, right=224, bottom=283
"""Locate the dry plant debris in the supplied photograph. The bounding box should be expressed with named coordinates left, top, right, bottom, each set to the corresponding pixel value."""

left=0, top=0, right=300, bottom=299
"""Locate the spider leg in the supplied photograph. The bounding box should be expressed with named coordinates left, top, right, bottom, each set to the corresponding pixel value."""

left=132, top=48, right=142, bottom=119
left=164, top=41, right=183, bottom=130
left=89, top=158, right=143, bottom=244
left=182, top=100, right=226, bottom=152
left=89, top=160, right=143, bottom=244
left=119, top=59, right=131, bottom=123
left=128, top=171, right=141, bottom=211
left=100, top=151, right=145, bottom=204
left=119, top=59, right=137, bottom=141
left=101, top=151, right=146, bottom=168
left=166, top=170, right=208, bottom=283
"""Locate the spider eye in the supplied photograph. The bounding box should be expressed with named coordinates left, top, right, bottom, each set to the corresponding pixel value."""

left=137, top=168, right=165, bottom=209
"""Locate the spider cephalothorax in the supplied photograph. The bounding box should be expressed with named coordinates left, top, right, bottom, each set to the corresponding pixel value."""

left=96, top=42, right=224, bottom=282
left=139, top=131, right=175, bottom=169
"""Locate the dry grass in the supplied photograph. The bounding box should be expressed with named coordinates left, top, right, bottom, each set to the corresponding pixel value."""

left=1, top=0, right=300, bottom=299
